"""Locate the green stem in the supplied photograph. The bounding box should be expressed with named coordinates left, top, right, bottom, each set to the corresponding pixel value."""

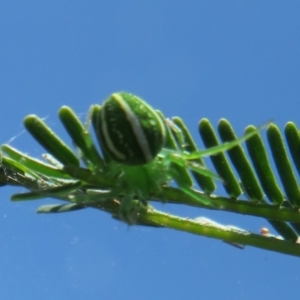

left=137, top=207, right=300, bottom=258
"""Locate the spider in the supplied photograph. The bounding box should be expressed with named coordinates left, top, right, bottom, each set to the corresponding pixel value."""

left=86, top=92, right=258, bottom=223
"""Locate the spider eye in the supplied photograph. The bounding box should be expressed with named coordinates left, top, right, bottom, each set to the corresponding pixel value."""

left=96, top=92, right=166, bottom=165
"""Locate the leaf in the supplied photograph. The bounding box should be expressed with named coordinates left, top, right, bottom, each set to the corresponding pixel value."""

left=2, top=103, right=300, bottom=257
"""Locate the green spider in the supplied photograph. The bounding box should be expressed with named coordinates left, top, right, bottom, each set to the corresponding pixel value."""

left=88, top=92, right=256, bottom=222
left=92, top=92, right=198, bottom=221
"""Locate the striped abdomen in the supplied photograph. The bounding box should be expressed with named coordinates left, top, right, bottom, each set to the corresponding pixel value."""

left=96, top=92, right=166, bottom=165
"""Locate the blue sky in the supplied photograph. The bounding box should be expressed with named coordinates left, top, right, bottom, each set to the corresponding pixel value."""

left=1, top=2, right=300, bottom=299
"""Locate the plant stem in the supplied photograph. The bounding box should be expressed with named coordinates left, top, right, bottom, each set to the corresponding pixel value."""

left=137, top=206, right=300, bottom=258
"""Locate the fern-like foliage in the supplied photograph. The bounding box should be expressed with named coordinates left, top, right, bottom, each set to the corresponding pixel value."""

left=1, top=105, right=300, bottom=257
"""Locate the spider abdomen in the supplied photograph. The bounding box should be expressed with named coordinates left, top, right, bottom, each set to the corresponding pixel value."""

left=96, top=92, right=166, bottom=165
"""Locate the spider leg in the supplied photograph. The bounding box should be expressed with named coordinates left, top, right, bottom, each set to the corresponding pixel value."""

left=119, top=193, right=145, bottom=225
